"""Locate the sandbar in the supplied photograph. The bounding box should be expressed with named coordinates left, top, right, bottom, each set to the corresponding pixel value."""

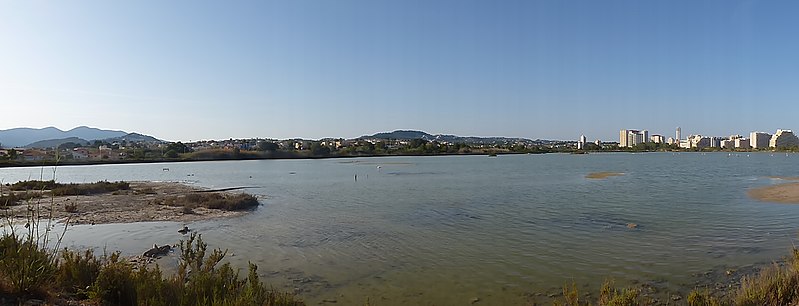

left=586, top=172, right=625, bottom=179
left=1, top=181, right=251, bottom=225
left=748, top=182, right=799, bottom=204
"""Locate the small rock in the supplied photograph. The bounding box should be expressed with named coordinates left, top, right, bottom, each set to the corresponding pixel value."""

left=726, top=269, right=735, bottom=276
left=671, top=294, right=682, bottom=301
left=626, top=223, right=638, bottom=229
left=470, top=297, right=481, bottom=304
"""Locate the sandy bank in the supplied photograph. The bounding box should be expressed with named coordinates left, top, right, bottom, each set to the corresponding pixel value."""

left=2, top=181, right=253, bottom=225
left=586, top=172, right=625, bottom=179
left=748, top=182, right=799, bottom=204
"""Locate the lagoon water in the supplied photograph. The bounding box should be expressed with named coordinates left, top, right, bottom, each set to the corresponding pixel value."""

left=3, top=153, right=799, bottom=305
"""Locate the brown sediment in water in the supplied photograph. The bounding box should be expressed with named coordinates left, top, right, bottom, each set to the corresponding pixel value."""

left=748, top=182, right=799, bottom=204
left=585, top=172, right=625, bottom=179
left=765, top=176, right=799, bottom=181
left=1, top=181, right=253, bottom=225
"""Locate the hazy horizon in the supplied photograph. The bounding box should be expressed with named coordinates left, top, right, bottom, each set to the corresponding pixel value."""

left=3, top=1, right=798, bottom=142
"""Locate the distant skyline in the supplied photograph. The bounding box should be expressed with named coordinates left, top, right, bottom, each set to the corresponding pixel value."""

left=2, top=1, right=799, bottom=142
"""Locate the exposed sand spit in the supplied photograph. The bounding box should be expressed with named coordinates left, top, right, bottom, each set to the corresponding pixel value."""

left=748, top=182, right=799, bottom=204
left=586, top=172, right=625, bottom=179
left=1, top=181, right=253, bottom=225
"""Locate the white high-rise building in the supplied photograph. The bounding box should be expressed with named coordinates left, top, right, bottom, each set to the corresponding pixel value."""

left=577, top=135, right=587, bottom=150
left=676, top=127, right=681, bottom=143
left=750, top=132, right=772, bottom=149
left=687, top=135, right=710, bottom=149
left=720, top=139, right=734, bottom=149
left=650, top=135, right=664, bottom=143
left=770, top=130, right=799, bottom=148
left=735, top=138, right=751, bottom=149
left=619, top=129, right=649, bottom=148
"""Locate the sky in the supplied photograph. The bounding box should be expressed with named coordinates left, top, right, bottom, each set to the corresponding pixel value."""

left=2, top=0, right=798, bottom=142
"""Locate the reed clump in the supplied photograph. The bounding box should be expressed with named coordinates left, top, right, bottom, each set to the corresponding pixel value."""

left=551, top=248, right=799, bottom=306
left=553, top=280, right=651, bottom=306
left=163, top=192, right=260, bottom=211
left=8, top=179, right=130, bottom=196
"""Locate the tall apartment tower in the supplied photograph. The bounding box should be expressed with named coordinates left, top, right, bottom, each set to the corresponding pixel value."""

left=750, top=132, right=772, bottom=149
left=577, top=135, right=587, bottom=150
left=676, top=127, right=681, bottom=142
left=619, top=130, right=628, bottom=147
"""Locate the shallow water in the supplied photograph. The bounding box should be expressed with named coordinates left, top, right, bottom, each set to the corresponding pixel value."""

left=2, top=153, right=799, bottom=305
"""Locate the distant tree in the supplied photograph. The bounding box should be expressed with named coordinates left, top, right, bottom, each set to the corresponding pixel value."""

left=310, top=142, right=330, bottom=156
left=164, top=150, right=179, bottom=158
left=257, top=141, right=279, bottom=151
left=165, top=142, right=191, bottom=154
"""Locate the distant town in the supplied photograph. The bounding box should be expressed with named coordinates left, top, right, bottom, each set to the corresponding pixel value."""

left=2, top=127, right=799, bottom=167
left=577, top=127, right=799, bottom=151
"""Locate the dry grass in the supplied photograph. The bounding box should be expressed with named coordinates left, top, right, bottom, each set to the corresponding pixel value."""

left=163, top=192, right=260, bottom=211
left=8, top=180, right=130, bottom=196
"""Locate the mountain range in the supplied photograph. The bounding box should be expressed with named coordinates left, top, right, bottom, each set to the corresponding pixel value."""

left=0, top=126, right=161, bottom=148
left=361, top=130, right=536, bottom=145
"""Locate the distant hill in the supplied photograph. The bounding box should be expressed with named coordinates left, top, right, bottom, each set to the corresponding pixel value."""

left=26, top=137, right=90, bottom=149
left=361, top=130, right=533, bottom=145
left=0, top=126, right=162, bottom=148
left=103, top=133, right=161, bottom=143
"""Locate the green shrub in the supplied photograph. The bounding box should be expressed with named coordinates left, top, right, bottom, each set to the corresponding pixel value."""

left=687, top=288, right=724, bottom=306
left=9, top=180, right=59, bottom=191
left=56, top=248, right=102, bottom=298
left=552, top=279, right=651, bottom=306
left=164, top=193, right=259, bottom=211
left=733, top=256, right=799, bottom=305
left=52, top=181, right=130, bottom=196
left=90, top=254, right=137, bottom=306
left=0, top=233, right=58, bottom=296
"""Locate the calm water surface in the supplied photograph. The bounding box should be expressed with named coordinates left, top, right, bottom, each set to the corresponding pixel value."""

left=2, top=153, right=799, bottom=305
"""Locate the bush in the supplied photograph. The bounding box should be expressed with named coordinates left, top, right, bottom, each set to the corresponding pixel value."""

left=9, top=180, right=59, bottom=191
left=732, top=249, right=799, bottom=305
left=64, top=202, right=78, bottom=213
left=52, top=181, right=130, bottom=196
left=90, top=254, right=137, bottom=306
left=7, top=180, right=130, bottom=196
left=56, top=249, right=102, bottom=299
left=0, top=233, right=58, bottom=296
left=164, top=193, right=260, bottom=211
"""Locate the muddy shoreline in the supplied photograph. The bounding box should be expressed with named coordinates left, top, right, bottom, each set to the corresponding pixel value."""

left=1, top=181, right=253, bottom=225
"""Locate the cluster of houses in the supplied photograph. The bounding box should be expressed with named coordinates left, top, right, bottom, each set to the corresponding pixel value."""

left=0, top=143, right=157, bottom=162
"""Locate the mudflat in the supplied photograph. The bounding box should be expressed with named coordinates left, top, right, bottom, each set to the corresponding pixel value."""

left=748, top=182, right=799, bottom=204
left=586, top=172, right=625, bottom=179
left=2, top=181, right=251, bottom=225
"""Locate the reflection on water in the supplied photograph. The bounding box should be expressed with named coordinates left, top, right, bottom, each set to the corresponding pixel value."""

left=3, top=153, right=799, bottom=305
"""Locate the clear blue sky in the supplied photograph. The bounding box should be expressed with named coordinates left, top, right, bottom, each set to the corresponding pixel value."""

left=2, top=0, right=798, bottom=142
